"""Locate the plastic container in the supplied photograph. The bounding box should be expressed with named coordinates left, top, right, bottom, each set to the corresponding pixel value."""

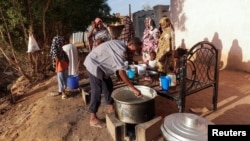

left=160, top=76, right=171, bottom=91
left=136, top=64, right=147, bottom=76
left=126, top=69, right=135, bottom=79
left=167, top=72, right=176, bottom=86
left=67, top=75, right=79, bottom=89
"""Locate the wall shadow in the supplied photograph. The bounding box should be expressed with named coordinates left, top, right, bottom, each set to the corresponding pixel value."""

left=170, top=1, right=249, bottom=72
left=177, top=38, right=187, bottom=49
left=170, top=0, right=186, bottom=31
left=226, top=39, right=243, bottom=70
left=211, top=32, right=223, bottom=70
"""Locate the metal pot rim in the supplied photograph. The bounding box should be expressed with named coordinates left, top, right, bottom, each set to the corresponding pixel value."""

left=112, top=85, right=157, bottom=104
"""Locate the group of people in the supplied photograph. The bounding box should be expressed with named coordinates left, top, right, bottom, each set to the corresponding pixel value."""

left=86, top=16, right=177, bottom=75
left=49, top=16, right=177, bottom=128
left=141, top=16, right=176, bottom=75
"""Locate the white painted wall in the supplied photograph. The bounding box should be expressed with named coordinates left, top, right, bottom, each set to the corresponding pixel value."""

left=170, top=0, right=250, bottom=72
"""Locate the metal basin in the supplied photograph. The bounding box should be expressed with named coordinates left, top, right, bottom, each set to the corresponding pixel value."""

left=112, top=85, right=157, bottom=124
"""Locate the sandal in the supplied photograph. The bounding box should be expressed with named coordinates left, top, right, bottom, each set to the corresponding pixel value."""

left=90, top=121, right=106, bottom=128
left=48, top=91, right=61, bottom=96
left=61, top=93, right=67, bottom=99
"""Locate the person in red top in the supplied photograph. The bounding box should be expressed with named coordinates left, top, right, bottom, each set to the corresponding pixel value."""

left=50, top=35, right=69, bottom=99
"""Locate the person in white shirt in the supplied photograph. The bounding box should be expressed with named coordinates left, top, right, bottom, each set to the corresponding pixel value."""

left=83, top=37, right=142, bottom=128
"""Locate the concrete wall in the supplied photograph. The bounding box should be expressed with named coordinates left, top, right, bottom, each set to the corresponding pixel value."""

left=170, top=0, right=250, bottom=72
left=133, top=10, right=155, bottom=38
left=133, top=5, right=169, bottom=38
left=153, top=5, right=170, bottom=28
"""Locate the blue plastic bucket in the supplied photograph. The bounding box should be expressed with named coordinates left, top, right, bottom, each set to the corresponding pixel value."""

left=67, top=75, right=79, bottom=89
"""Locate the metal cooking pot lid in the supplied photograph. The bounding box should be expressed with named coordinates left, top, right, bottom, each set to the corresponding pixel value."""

left=162, top=113, right=214, bottom=141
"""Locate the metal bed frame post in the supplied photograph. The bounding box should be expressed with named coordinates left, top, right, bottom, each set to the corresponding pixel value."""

left=178, top=54, right=187, bottom=112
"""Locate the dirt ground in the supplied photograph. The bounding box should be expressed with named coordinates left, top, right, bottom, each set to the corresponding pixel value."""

left=0, top=66, right=250, bottom=141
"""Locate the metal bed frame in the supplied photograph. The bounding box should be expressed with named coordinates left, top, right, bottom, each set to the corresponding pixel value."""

left=156, top=41, right=219, bottom=112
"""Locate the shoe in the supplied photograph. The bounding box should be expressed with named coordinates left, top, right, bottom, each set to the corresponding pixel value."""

left=61, top=93, right=67, bottom=99
left=90, top=121, right=106, bottom=128
left=47, top=91, right=61, bottom=96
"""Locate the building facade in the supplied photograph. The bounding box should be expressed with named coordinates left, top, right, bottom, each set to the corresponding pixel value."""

left=170, top=0, right=250, bottom=72
left=132, top=5, right=169, bottom=38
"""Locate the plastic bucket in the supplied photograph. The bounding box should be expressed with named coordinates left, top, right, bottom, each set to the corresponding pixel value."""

left=136, top=64, right=147, bottom=76
left=67, top=75, right=79, bottom=89
left=160, top=76, right=171, bottom=91
left=126, top=68, right=135, bottom=79
left=167, top=73, right=177, bottom=86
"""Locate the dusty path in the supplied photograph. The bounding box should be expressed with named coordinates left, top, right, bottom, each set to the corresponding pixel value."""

left=0, top=69, right=250, bottom=141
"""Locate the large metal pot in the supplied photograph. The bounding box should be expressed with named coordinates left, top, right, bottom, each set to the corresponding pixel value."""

left=112, top=85, right=157, bottom=124
left=161, top=113, right=214, bottom=141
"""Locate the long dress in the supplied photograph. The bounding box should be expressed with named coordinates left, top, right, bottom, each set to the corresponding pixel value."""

left=156, top=27, right=175, bottom=73
left=63, top=43, right=79, bottom=76
left=141, top=27, right=160, bottom=64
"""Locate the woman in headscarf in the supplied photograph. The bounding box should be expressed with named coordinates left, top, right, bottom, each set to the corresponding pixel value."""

left=50, top=35, right=69, bottom=99
left=141, top=17, right=160, bottom=64
left=88, top=17, right=111, bottom=50
left=156, top=16, right=175, bottom=75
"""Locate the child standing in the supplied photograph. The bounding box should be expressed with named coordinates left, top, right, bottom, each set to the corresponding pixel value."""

left=50, top=36, right=69, bottom=99
left=148, top=51, right=157, bottom=70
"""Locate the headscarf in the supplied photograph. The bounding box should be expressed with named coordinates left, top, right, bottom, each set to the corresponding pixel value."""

left=159, top=17, right=168, bottom=29
left=95, top=17, right=102, bottom=24
left=50, top=35, right=65, bottom=68
left=159, top=17, right=174, bottom=31
left=93, top=17, right=110, bottom=42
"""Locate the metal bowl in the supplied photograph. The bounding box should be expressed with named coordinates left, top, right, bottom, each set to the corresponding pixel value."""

left=147, top=70, right=158, bottom=76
